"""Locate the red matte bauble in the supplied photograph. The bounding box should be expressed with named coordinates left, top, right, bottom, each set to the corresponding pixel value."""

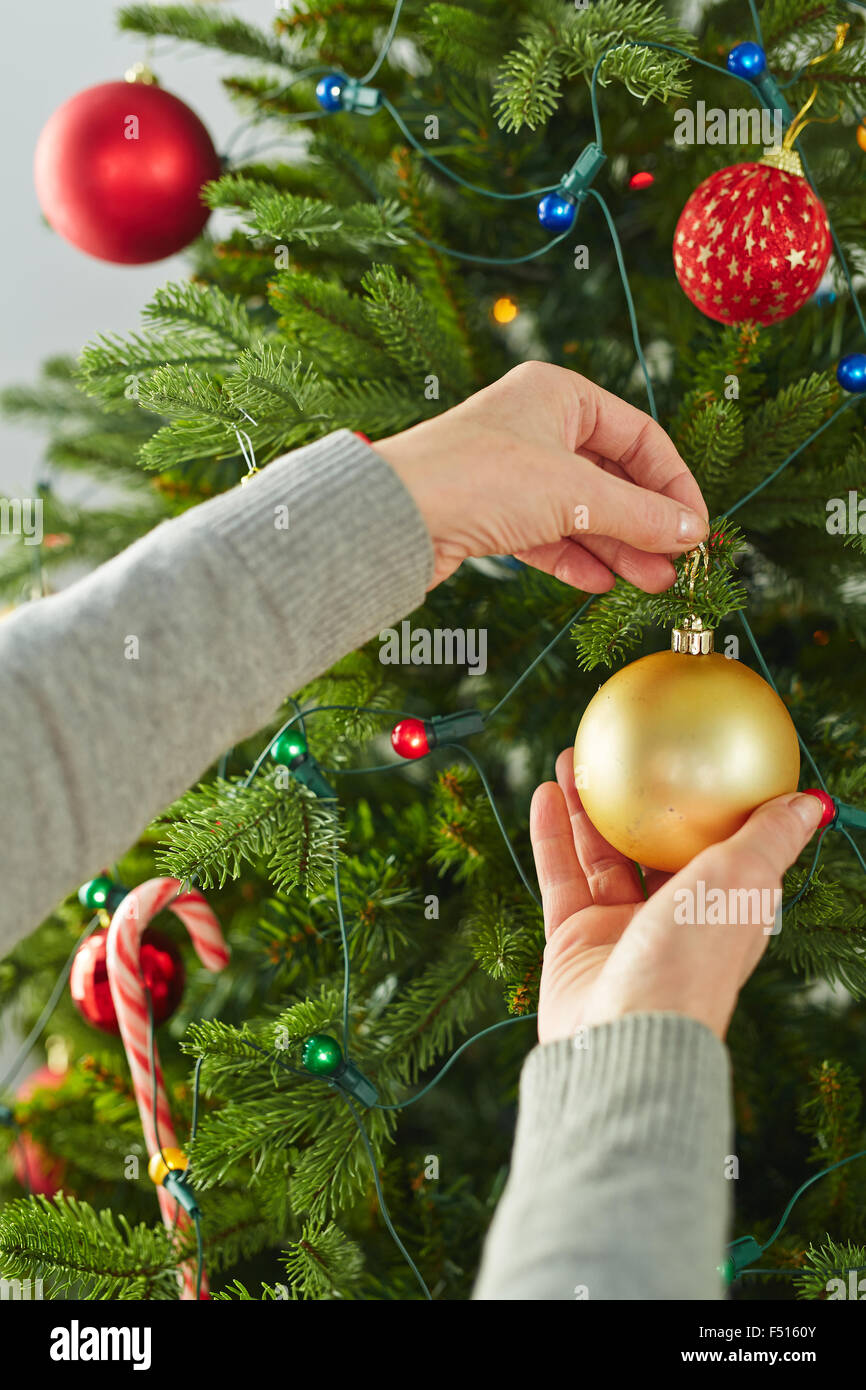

left=391, top=718, right=430, bottom=759
left=673, top=152, right=831, bottom=326
left=11, top=1065, right=67, bottom=1196
left=34, top=81, right=221, bottom=264
left=70, top=928, right=185, bottom=1034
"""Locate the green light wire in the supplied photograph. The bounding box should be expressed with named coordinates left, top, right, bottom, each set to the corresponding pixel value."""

left=486, top=597, right=596, bottom=723
left=409, top=226, right=573, bottom=266
left=193, top=1214, right=204, bottom=1301
left=375, top=1014, right=537, bottom=1110
left=360, top=0, right=406, bottom=84
left=781, top=827, right=831, bottom=911
left=381, top=96, right=558, bottom=201
left=191, top=1057, right=204, bottom=1141
left=587, top=188, right=657, bottom=420
left=243, top=703, right=422, bottom=788
left=146, top=993, right=169, bottom=1176
left=147, top=994, right=205, bottom=1300
left=324, top=741, right=543, bottom=909
left=748, top=0, right=765, bottom=45
left=238, top=1035, right=308, bottom=1081
left=737, top=610, right=866, bottom=913
left=287, top=694, right=307, bottom=741
left=229, top=112, right=330, bottom=164
left=839, top=823, right=866, bottom=878
left=234, top=1036, right=431, bottom=1296
left=442, top=742, right=541, bottom=908
left=726, top=398, right=862, bottom=518
left=333, top=848, right=351, bottom=1055
left=798, top=148, right=866, bottom=342
left=0, top=912, right=102, bottom=1094
left=756, top=1145, right=866, bottom=1256
left=340, top=1091, right=432, bottom=1300
left=738, top=611, right=827, bottom=791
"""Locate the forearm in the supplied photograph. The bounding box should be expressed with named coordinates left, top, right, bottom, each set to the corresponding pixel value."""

left=473, top=1013, right=731, bottom=1300
left=0, top=431, right=433, bottom=951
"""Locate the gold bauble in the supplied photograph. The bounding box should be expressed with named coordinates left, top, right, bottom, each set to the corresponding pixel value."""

left=573, top=650, right=800, bottom=872
left=857, top=121, right=866, bottom=154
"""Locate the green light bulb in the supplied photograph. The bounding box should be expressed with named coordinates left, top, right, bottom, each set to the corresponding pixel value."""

left=78, top=875, right=114, bottom=909
left=270, top=731, right=308, bottom=764
left=302, top=1034, right=343, bottom=1077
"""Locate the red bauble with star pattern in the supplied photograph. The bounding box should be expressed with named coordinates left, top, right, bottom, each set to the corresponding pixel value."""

left=672, top=149, right=831, bottom=326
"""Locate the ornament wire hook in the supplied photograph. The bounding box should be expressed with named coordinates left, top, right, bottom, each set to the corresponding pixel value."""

left=783, top=23, right=849, bottom=148
left=685, top=542, right=709, bottom=627
left=234, top=409, right=260, bottom=481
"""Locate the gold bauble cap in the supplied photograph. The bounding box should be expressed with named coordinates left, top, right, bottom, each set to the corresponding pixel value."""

left=759, top=147, right=804, bottom=178
left=124, top=62, right=158, bottom=85
left=671, top=618, right=714, bottom=655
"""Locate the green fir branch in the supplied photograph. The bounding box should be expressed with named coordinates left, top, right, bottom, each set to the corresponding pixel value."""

left=155, top=775, right=341, bottom=895
left=0, top=1194, right=179, bottom=1300
left=118, top=4, right=292, bottom=67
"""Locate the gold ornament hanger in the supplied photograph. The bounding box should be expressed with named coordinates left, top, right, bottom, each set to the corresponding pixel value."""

left=671, top=543, right=714, bottom=655
left=761, top=24, right=848, bottom=176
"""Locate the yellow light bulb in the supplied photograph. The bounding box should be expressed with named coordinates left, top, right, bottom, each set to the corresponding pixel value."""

left=148, top=1147, right=188, bottom=1186
left=492, top=296, right=518, bottom=324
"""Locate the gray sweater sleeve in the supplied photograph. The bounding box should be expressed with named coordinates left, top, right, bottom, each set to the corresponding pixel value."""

left=0, top=430, right=433, bottom=949
left=473, top=1013, right=731, bottom=1299
left=0, top=429, right=732, bottom=1299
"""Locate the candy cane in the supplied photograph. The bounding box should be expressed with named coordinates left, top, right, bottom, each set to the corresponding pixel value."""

left=105, top=877, right=230, bottom=1299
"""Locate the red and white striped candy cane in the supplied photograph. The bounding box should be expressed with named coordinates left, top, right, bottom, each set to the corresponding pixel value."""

left=106, top=877, right=230, bottom=1299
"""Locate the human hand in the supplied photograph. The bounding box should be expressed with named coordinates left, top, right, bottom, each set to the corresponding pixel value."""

left=372, top=361, right=709, bottom=591
left=530, top=750, right=825, bottom=1043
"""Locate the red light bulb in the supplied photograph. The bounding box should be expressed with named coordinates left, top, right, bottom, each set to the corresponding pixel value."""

left=391, top=718, right=431, bottom=759
left=628, top=171, right=654, bottom=190
left=801, top=788, right=836, bottom=829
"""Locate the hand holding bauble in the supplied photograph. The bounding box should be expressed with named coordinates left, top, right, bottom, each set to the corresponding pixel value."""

left=573, top=622, right=800, bottom=872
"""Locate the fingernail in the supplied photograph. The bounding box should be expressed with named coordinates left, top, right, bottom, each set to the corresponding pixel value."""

left=788, top=793, right=825, bottom=832
left=677, top=509, right=709, bottom=544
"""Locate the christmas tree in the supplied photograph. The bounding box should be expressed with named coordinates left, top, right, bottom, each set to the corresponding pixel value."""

left=2, top=0, right=866, bottom=1301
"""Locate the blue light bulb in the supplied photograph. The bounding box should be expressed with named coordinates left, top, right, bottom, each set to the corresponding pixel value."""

left=726, top=42, right=767, bottom=79
left=537, top=193, right=576, bottom=232
left=836, top=354, right=866, bottom=394
left=315, top=74, right=347, bottom=112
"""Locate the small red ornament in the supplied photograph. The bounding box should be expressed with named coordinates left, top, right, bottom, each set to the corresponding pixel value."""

left=34, top=79, right=221, bottom=264
left=391, top=718, right=431, bottom=759
left=11, top=1065, right=67, bottom=1196
left=673, top=149, right=831, bottom=326
left=70, top=928, right=185, bottom=1034
left=629, top=171, right=654, bottom=190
